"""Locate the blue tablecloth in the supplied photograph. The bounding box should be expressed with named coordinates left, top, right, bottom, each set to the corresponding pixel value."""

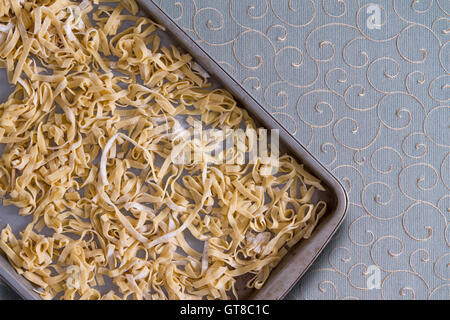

left=1, top=0, right=449, bottom=299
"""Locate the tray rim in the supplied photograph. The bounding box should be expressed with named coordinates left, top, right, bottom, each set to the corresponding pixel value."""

left=0, top=0, right=348, bottom=300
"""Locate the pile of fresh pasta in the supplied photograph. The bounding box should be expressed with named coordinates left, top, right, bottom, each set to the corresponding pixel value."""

left=0, top=0, right=327, bottom=299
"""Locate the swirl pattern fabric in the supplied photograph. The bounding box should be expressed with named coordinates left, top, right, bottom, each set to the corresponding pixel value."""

left=1, top=0, right=449, bottom=300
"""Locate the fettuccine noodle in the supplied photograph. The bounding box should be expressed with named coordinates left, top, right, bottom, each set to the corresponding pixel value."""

left=0, top=0, right=327, bottom=300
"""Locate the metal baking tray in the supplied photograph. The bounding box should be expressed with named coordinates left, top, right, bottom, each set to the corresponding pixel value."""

left=0, top=0, right=348, bottom=300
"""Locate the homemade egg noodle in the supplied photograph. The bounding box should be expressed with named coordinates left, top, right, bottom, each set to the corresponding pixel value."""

left=0, top=0, right=327, bottom=299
